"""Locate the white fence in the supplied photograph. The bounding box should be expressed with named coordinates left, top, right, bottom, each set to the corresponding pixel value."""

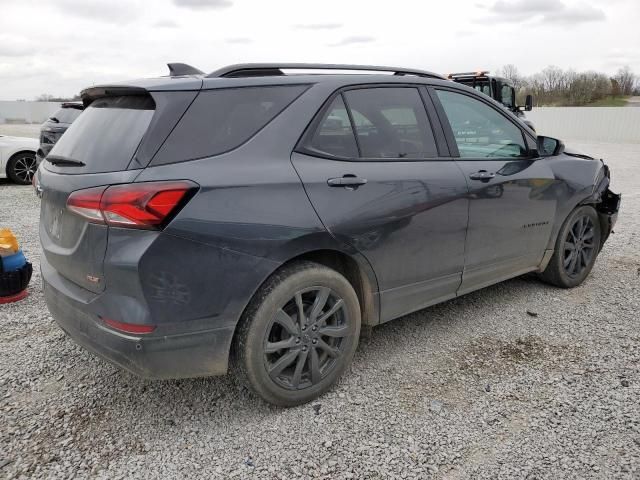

left=0, top=101, right=62, bottom=124
left=527, top=107, right=640, bottom=144
left=2, top=101, right=639, bottom=143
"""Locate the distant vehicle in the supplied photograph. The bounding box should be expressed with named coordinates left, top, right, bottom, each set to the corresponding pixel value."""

left=448, top=71, right=535, bottom=129
left=37, top=63, right=619, bottom=407
left=0, top=135, right=38, bottom=185
left=36, top=102, right=84, bottom=166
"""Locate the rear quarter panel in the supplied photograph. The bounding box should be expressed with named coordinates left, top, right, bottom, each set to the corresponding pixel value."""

left=132, top=82, right=380, bottom=328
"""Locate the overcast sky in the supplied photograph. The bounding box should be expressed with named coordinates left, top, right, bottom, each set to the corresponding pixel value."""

left=0, top=0, right=638, bottom=100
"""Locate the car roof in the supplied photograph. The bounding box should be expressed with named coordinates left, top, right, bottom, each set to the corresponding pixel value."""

left=81, top=63, right=459, bottom=101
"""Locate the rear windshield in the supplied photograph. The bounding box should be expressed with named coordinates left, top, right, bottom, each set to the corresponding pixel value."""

left=458, top=79, right=492, bottom=97
left=48, top=95, right=154, bottom=173
left=151, top=85, right=308, bottom=165
left=50, top=107, right=83, bottom=124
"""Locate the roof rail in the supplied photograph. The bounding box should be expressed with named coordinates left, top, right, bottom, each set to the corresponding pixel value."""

left=206, top=63, right=446, bottom=80
left=167, top=63, right=204, bottom=77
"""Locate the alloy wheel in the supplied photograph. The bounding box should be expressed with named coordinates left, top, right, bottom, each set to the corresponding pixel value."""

left=563, top=215, right=596, bottom=277
left=263, top=287, right=351, bottom=390
left=12, top=154, right=37, bottom=184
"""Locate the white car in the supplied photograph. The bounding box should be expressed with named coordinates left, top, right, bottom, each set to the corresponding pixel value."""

left=0, top=135, right=38, bottom=185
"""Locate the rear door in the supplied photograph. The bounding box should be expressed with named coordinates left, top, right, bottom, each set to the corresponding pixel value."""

left=39, top=95, right=156, bottom=293
left=430, top=87, right=556, bottom=294
left=292, top=85, right=469, bottom=322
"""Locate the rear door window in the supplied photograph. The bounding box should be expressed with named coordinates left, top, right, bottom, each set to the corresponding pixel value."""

left=343, top=88, right=439, bottom=159
left=304, top=95, right=359, bottom=159
left=152, top=85, right=308, bottom=165
left=47, top=95, right=154, bottom=173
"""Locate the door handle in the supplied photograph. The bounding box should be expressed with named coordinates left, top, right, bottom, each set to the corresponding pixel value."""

left=327, top=175, right=368, bottom=188
left=469, top=170, right=495, bottom=182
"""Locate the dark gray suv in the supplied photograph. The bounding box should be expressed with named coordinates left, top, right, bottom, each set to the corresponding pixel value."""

left=37, top=63, right=620, bottom=406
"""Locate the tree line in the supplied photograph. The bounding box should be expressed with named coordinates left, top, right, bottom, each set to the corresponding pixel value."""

left=32, top=65, right=639, bottom=107
left=500, top=65, right=638, bottom=106
left=34, top=93, right=82, bottom=102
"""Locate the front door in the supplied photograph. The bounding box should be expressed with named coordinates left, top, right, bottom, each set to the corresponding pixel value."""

left=431, top=88, right=556, bottom=294
left=292, top=86, right=469, bottom=322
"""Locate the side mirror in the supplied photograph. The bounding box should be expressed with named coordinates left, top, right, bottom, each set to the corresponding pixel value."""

left=525, top=94, right=533, bottom=111
left=537, top=136, right=565, bottom=157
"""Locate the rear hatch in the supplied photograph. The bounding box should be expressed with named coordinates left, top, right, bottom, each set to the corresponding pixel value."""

left=39, top=94, right=157, bottom=293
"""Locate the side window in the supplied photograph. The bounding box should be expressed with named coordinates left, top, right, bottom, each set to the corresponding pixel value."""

left=305, top=95, right=359, bottom=158
left=153, top=85, right=308, bottom=165
left=343, top=88, right=438, bottom=159
left=501, top=85, right=514, bottom=108
left=435, top=90, right=527, bottom=159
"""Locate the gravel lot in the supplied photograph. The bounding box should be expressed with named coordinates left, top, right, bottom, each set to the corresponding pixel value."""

left=1, top=139, right=638, bottom=479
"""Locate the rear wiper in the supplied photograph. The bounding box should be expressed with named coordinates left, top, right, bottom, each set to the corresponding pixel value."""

left=46, top=155, right=85, bottom=167
left=49, top=117, right=60, bottom=123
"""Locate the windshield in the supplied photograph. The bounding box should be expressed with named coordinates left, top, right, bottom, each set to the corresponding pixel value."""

left=48, top=95, right=155, bottom=173
left=470, top=81, right=491, bottom=97
left=456, top=79, right=492, bottom=97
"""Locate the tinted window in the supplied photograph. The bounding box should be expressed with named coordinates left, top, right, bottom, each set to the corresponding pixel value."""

left=50, top=107, right=82, bottom=124
left=48, top=95, right=154, bottom=173
left=153, top=85, right=307, bottom=164
left=343, top=88, right=438, bottom=159
left=305, top=96, right=358, bottom=158
left=436, top=90, right=527, bottom=159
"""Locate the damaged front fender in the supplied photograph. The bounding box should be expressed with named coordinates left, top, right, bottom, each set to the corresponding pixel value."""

left=596, top=187, right=621, bottom=248
left=583, top=163, right=621, bottom=248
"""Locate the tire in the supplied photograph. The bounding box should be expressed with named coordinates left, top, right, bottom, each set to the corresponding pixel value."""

left=234, top=261, right=361, bottom=407
left=7, top=152, right=37, bottom=185
left=540, top=205, right=601, bottom=288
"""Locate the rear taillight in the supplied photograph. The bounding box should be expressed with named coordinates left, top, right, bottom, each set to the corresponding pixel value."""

left=66, top=181, right=197, bottom=229
left=66, top=186, right=107, bottom=222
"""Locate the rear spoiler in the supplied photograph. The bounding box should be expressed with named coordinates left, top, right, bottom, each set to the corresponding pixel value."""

left=80, top=86, right=148, bottom=107
left=61, top=102, right=84, bottom=110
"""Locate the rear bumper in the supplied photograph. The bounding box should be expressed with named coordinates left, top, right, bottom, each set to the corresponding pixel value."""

left=43, top=265, right=235, bottom=380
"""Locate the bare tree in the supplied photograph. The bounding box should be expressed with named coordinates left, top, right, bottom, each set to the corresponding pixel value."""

left=36, top=93, right=55, bottom=102
left=614, top=66, right=636, bottom=96
left=500, top=64, right=524, bottom=91
left=34, top=93, right=81, bottom=102
left=519, top=65, right=617, bottom=106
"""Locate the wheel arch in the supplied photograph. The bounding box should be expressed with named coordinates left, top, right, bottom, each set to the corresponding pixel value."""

left=278, top=249, right=380, bottom=327
left=228, top=247, right=380, bottom=373
left=6, top=149, right=36, bottom=176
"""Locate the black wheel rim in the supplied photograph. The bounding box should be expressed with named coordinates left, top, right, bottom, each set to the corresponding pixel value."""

left=263, top=287, right=350, bottom=390
left=563, top=215, right=596, bottom=277
left=13, top=154, right=37, bottom=184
